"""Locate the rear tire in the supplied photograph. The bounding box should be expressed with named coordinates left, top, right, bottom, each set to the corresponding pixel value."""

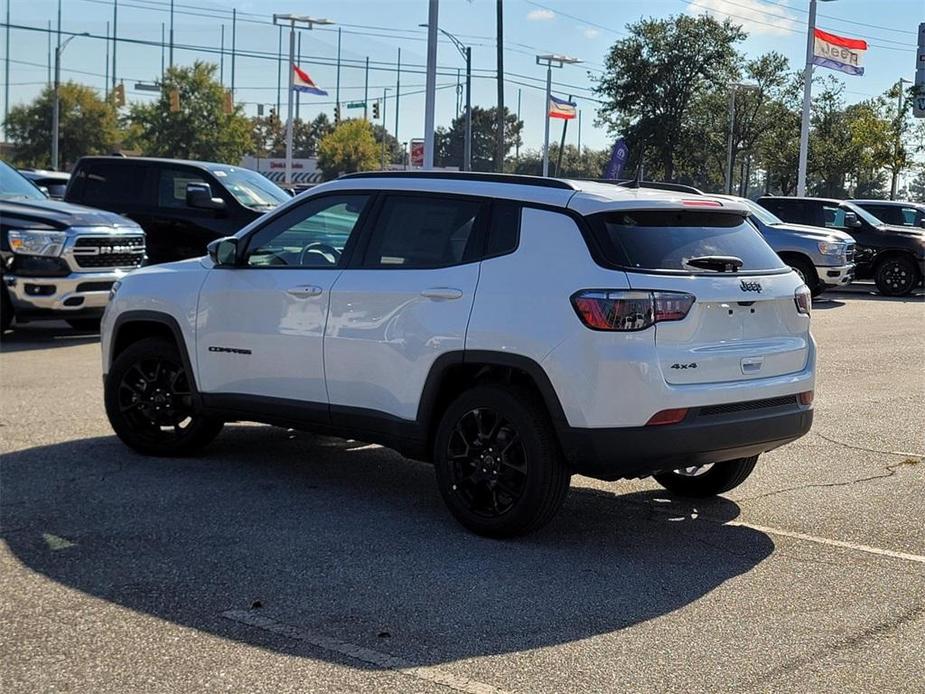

left=433, top=385, right=571, bottom=538
left=105, top=337, right=223, bottom=456
left=67, top=318, right=102, bottom=332
left=786, top=257, right=821, bottom=297
left=874, top=255, right=920, bottom=297
left=652, top=455, right=758, bottom=497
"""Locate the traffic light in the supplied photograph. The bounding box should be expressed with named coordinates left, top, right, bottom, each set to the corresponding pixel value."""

left=334, top=104, right=340, bottom=123
left=113, top=82, right=125, bottom=108
left=257, top=103, right=265, bottom=116
left=169, top=89, right=181, bottom=113
left=223, top=90, right=234, bottom=115
left=372, top=100, right=380, bottom=119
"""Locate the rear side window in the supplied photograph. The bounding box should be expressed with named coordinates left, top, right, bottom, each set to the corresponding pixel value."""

left=590, top=210, right=786, bottom=273
left=78, top=161, right=149, bottom=205
left=485, top=201, right=521, bottom=258
left=361, top=195, right=485, bottom=269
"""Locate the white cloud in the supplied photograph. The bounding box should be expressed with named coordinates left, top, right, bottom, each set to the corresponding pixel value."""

left=527, top=8, right=555, bottom=21
left=686, top=0, right=798, bottom=36
left=583, top=28, right=601, bottom=39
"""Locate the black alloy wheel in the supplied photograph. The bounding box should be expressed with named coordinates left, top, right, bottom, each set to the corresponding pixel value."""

left=874, top=256, right=920, bottom=297
left=105, top=337, right=223, bottom=455
left=446, top=407, right=528, bottom=519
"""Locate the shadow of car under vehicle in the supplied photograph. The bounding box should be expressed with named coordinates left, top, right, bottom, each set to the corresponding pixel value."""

left=0, top=321, right=99, bottom=353
left=1, top=426, right=774, bottom=668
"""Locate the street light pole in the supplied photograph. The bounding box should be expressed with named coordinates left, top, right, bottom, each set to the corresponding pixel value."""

left=273, top=14, right=334, bottom=187
left=421, top=24, right=471, bottom=171
left=51, top=32, right=89, bottom=171
left=536, top=54, right=581, bottom=177
left=423, top=0, right=439, bottom=170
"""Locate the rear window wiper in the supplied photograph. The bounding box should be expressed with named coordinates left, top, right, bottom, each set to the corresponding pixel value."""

left=685, top=255, right=744, bottom=272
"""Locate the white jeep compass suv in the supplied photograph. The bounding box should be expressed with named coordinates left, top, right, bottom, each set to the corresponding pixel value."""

left=101, top=172, right=815, bottom=537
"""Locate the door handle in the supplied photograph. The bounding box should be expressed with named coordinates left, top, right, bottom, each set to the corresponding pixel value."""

left=420, top=287, right=463, bottom=301
left=287, top=285, right=323, bottom=298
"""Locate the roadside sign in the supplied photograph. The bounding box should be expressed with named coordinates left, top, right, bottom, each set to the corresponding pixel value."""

left=410, top=139, right=425, bottom=168
left=346, top=101, right=366, bottom=109
left=915, top=23, right=925, bottom=118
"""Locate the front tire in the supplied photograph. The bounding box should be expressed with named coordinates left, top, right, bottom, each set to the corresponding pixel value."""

left=786, top=257, right=821, bottom=297
left=104, top=337, right=223, bottom=456
left=433, top=385, right=571, bottom=538
left=874, top=256, right=920, bottom=297
left=652, top=455, right=758, bottom=497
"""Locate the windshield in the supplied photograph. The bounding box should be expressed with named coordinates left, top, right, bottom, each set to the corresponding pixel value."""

left=591, top=210, right=786, bottom=274
left=844, top=201, right=892, bottom=227
left=0, top=161, right=46, bottom=201
left=742, top=198, right=782, bottom=226
left=210, top=167, right=290, bottom=209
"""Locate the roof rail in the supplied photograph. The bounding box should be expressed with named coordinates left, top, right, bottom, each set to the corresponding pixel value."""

left=586, top=178, right=704, bottom=195
left=340, top=170, right=577, bottom=190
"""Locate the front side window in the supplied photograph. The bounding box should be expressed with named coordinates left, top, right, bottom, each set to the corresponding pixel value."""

left=158, top=168, right=210, bottom=208
left=590, top=210, right=786, bottom=274
left=361, top=195, right=485, bottom=269
left=245, top=194, right=369, bottom=268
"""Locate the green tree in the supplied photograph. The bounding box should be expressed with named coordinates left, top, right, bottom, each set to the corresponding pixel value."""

left=371, top=123, right=403, bottom=166
left=317, top=118, right=379, bottom=180
left=251, top=111, right=335, bottom=158
left=593, top=14, right=744, bottom=180
left=4, top=82, right=120, bottom=170
left=125, top=62, right=253, bottom=163
left=435, top=106, right=523, bottom=171
left=510, top=145, right=609, bottom=179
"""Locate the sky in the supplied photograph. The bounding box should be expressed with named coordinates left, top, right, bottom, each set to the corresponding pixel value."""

left=2, top=0, right=923, bottom=157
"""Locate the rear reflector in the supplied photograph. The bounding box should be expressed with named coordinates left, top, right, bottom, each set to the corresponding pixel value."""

left=646, top=408, right=689, bottom=426
left=798, top=391, right=814, bottom=406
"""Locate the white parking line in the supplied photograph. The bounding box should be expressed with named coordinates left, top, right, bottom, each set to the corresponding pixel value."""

left=727, top=521, right=925, bottom=565
left=222, top=609, right=510, bottom=694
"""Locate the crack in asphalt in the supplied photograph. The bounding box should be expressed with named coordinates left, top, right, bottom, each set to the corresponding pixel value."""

left=811, top=431, right=924, bottom=459
left=736, top=457, right=921, bottom=504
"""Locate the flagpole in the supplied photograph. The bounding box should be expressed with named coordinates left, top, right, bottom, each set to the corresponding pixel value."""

left=285, top=21, right=295, bottom=187
left=542, top=63, right=551, bottom=176
left=797, top=0, right=818, bottom=197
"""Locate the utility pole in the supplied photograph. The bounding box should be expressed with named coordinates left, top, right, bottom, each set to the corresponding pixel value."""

left=231, top=8, right=236, bottom=96
left=394, top=47, right=401, bottom=142
left=423, top=0, right=439, bottom=170
left=364, top=56, right=369, bottom=120
left=105, top=21, right=110, bottom=99
left=274, top=14, right=334, bottom=186
left=161, top=23, right=165, bottom=78
left=220, top=25, right=225, bottom=84
left=168, top=0, right=174, bottom=68
left=891, top=78, right=911, bottom=200
left=4, top=0, right=10, bottom=138
left=111, top=0, right=117, bottom=90
left=495, top=0, right=504, bottom=171
left=335, top=28, right=342, bottom=118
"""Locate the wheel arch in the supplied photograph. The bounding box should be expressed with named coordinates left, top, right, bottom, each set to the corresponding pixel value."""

left=417, top=350, right=569, bottom=460
left=110, top=310, right=200, bottom=394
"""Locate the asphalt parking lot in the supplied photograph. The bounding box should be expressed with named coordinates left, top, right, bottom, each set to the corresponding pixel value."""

left=2, top=283, right=923, bottom=694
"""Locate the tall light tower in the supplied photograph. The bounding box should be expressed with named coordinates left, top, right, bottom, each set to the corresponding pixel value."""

left=273, top=14, right=334, bottom=187
left=419, top=24, right=471, bottom=171
left=536, top=54, right=581, bottom=177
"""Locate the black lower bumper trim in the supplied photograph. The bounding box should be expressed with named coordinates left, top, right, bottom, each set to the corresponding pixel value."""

left=558, top=406, right=813, bottom=481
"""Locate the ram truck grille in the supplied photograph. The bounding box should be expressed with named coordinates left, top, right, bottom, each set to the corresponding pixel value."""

left=72, top=236, right=146, bottom=269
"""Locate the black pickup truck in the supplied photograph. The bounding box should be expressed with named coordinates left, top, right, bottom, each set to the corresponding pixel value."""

left=757, top=196, right=925, bottom=296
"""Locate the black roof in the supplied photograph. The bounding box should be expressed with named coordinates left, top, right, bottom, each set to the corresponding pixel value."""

left=340, top=171, right=576, bottom=190
left=75, top=155, right=233, bottom=171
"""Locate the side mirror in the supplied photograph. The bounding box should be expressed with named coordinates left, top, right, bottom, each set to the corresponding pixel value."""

left=919, top=219, right=925, bottom=229
left=843, top=212, right=862, bottom=228
left=38, top=185, right=51, bottom=198
left=207, top=236, right=239, bottom=266
left=186, top=182, right=226, bottom=210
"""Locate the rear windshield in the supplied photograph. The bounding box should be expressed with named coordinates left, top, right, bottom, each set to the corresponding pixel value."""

left=590, top=210, right=786, bottom=274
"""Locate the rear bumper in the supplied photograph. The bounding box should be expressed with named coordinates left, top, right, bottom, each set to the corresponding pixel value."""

left=815, top=262, right=854, bottom=287
left=558, top=400, right=813, bottom=481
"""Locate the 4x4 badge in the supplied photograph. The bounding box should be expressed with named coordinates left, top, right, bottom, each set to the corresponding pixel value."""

left=739, top=280, right=762, bottom=293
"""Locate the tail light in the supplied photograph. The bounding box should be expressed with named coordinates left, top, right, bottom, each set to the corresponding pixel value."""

left=794, top=284, right=811, bottom=315
left=571, top=290, right=695, bottom=331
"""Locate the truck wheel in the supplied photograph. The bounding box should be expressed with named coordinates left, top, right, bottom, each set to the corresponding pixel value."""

left=652, top=455, right=758, bottom=497
left=1, top=285, right=13, bottom=333
left=786, top=257, right=821, bottom=297
left=67, top=318, right=102, bottom=332
left=433, top=385, right=571, bottom=538
left=104, top=337, right=223, bottom=456
left=874, top=256, right=920, bottom=297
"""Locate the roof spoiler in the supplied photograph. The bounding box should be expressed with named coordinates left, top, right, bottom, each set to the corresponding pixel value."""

left=583, top=178, right=704, bottom=195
